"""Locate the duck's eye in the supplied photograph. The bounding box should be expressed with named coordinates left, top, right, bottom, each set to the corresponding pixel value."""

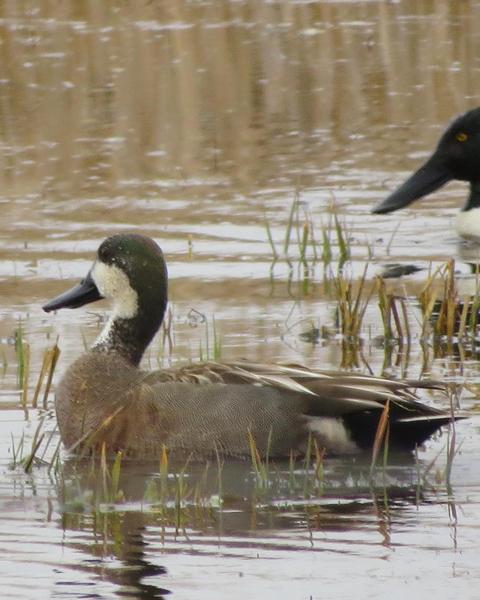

left=456, top=132, right=468, bottom=142
left=99, top=246, right=112, bottom=262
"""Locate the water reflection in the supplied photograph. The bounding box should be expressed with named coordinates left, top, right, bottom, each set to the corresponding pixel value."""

left=46, top=453, right=456, bottom=598
left=60, top=511, right=170, bottom=599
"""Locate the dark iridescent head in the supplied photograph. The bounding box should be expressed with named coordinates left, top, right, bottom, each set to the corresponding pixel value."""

left=373, top=107, right=480, bottom=215
left=93, top=234, right=168, bottom=318
left=43, top=234, right=168, bottom=365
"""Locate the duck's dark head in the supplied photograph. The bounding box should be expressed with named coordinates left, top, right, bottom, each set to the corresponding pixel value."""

left=373, top=107, right=480, bottom=214
left=43, top=234, right=168, bottom=365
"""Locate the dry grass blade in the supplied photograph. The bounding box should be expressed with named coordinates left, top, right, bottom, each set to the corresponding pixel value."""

left=377, top=277, right=393, bottom=340
left=111, top=451, right=123, bottom=501
left=458, top=298, right=469, bottom=338
left=247, top=429, right=270, bottom=487
left=32, top=354, right=49, bottom=409
left=418, top=259, right=480, bottom=341
left=419, top=263, right=444, bottom=336
left=264, top=213, right=278, bottom=260
left=283, top=196, right=297, bottom=255
left=444, top=260, right=457, bottom=339
left=43, top=343, right=60, bottom=409
left=334, top=213, right=350, bottom=263
left=22, top=342, right=30, bottom=409
left=321, top=216, right=333, bottom=264
left=445, top=388, right=461, bottom=491
left=101, top=442, right=108, bottom=499
left=398, top=295, right=411, bottom=341
left=390, top=298, right=403, bottom=339
left=420, top=288, right=438, bottom=338
left=334, top=264, right=373, bottom=338
left=370, top=400, right=390, bottom=478
left=313, top=441, right=325, bottom=490
left=248, top=429, right=262, bottom=476
left=32, top=343, right=60, bottom=409
left=23, top=433, right=44, bottom=474
left=15, top=326, right=30, bottom=409
left=308, top=216, right=319, bottom=262
left=299, top=222, right=309, bottom=262
left=67, top=405, right=125, bottom=454
left=159, top=445, right=169, bottom=504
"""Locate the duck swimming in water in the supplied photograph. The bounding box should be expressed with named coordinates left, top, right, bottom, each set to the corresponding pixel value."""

left=43, top=233, right=455, bottom=459
left=372, top=107, right=480, bottom=240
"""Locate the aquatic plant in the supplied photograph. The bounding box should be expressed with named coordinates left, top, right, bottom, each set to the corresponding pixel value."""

left=419, top=259, right=480, bottom=340
left=333, top=263, right=373, bottom=339
left=32, top=342, right=60, bottom=409
left=14, top=323, right=30, bottom=408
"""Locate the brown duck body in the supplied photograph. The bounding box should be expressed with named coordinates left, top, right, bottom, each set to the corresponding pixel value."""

left=55, top=351, right=452, bottom=459
left=56, top=353, right=308, bottom=458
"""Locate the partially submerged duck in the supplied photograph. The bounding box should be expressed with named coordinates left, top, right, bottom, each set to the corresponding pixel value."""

left=44, top=233, right=455, bottom=459
left=372, top=107, right=480, bottom=240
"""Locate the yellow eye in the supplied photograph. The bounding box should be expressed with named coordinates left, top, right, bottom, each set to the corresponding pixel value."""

left=456, top=132, right=468, bottom=142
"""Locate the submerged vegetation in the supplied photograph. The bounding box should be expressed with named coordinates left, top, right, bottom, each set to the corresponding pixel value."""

left=272, top=198, right=480, bottom=353
left=5, top=412, right=457, bottom=529
left=265, top=197, right=355, bottom=297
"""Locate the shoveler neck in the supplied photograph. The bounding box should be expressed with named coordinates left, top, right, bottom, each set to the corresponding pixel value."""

left=464, top=181, right=480, bottom=211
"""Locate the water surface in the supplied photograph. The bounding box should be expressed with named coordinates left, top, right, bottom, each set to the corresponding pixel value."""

left=1, top=1, right=480, bottom=598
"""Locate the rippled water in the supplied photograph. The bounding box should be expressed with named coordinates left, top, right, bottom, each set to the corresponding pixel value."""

left=1, top=1, right=480, bottom=598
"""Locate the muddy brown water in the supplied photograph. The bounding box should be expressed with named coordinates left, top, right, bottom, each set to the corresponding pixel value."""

left=1, top=2, right=480, bottom=599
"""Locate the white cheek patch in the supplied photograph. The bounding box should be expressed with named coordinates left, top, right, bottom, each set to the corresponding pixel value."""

left=92, top=261, right=138, bottom=319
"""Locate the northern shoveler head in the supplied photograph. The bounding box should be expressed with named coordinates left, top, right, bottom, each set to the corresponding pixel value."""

left=372, top=107, right=480, bottom=239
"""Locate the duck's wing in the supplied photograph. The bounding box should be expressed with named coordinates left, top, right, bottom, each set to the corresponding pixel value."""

left=140, top=360, right=461, bottom=452
left=144, top=360, right=450, bottom=417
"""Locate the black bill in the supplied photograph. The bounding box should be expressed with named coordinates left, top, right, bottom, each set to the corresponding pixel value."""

left=372, top=154, right=453, bottom=214
left=43, top=270, right=103, bottom=312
